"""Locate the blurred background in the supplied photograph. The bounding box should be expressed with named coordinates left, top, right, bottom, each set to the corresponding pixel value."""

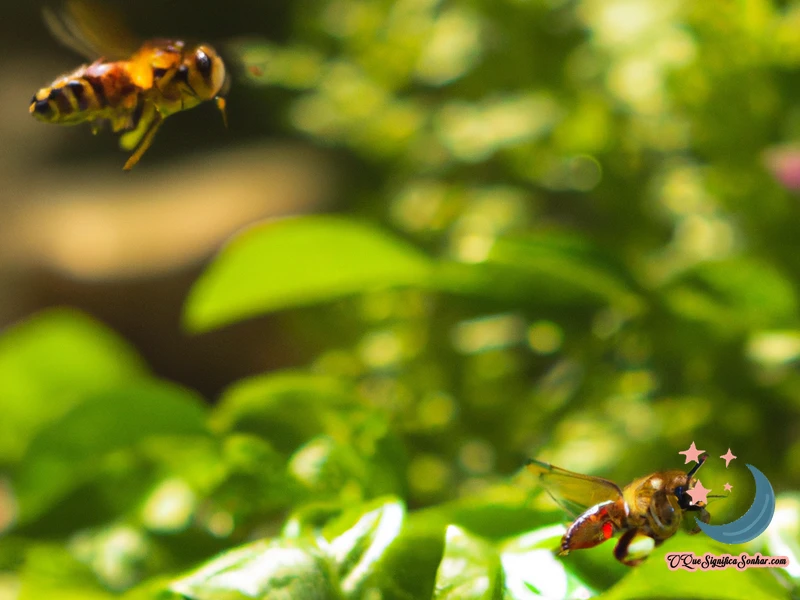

left=1, top=0, right=800, bottom=596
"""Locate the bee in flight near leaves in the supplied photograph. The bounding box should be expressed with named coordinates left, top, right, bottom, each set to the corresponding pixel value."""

left=29, top=0, right=230, bottom=170
left=526, top=454, right=711, bottom=566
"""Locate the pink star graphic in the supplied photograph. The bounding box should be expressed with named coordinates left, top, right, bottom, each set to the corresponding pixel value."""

left=723, top=482, right=733, bottom=492
left=679, top=441, right=706, bottom=464
left=720, top=448, right=737, bottom=468
left=687, top=480, right=712, bottom=506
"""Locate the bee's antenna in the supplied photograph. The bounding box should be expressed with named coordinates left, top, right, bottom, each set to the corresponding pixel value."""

left=686, top=452, right=708, bottom=479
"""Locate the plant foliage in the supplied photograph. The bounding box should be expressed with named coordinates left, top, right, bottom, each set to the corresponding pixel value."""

left=3, top=0, right=800, bottom=598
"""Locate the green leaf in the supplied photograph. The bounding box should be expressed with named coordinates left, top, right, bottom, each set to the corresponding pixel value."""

left=324, top=497, right=406, bottom=599
left=664, top=258, right=798, bottom=333
left=12, top=381, right=208, bottom=524
left=433, top=525, right=503, bottom=600
left=120, top=576, right=175, bottom=600
left=167, top=538, right=340, bottom=600
left=213, top=371, right=407, bottom=500
left=356, top=516, right=447, bottom=600
left=211, top=372, right=358, bottom=449
left=759, top=493, right=800, bottom=585
left=601, top=535, right=791, bottom=600
left=183, top=216, right=434, bottom=332
left=412, top=483, right=548, bottom=541
left=17, top=544, right=116, bottom=600
left=447, top=232, right=641, bottom=310
left=205, top=434, right=295, bottom=525
left=500, top=525, right=596, bottom=600
left=0, top=309, right=147, bottom=464
left=69, top=524, right=154, bottom=591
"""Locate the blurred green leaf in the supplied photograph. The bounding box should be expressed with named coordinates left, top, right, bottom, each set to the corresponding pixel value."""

left=183, top=216, right=434, bottom=332
left=17, top=544, right=115, bottom=600
left=432, top=525, right=503, bottom=600
left=12, top=381, right=207, bottom=524
left=447, top=232, right=642, bottom=310
left=119, top=577, right=175, bottom=600
left=211, top=371, right=358, bottom=449
left=664, top=258, right=798, bottom=333
left=167, top=538, right=340, bottom=600
left=213, top=371, right=407, bottom=501
left=205, top=434, right=295, bottom=526
left=69, top=524, right=154, bottom=592
left=0, top=309, right=147, bottom=464
left=412, top=483, right=546, bottom=541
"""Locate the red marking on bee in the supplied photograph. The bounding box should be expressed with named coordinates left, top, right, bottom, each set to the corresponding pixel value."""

left=602, top=521, right=614, bottom=539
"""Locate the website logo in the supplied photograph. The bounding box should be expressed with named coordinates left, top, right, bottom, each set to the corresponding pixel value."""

left=677, top=442, right=775, bottom=545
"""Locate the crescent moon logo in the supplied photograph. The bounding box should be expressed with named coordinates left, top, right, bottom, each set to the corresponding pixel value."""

left=696, top=464, right=776, bottom=545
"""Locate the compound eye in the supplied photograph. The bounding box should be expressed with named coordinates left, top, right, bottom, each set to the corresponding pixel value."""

left=674, top=486, right=693, bottom=509
left=195, top=49, right=212, bottom=77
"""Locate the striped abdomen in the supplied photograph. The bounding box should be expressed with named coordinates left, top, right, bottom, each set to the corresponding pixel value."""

left=29, top=61, right=140, bottom=129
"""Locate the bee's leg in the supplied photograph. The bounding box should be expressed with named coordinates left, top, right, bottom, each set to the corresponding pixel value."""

left=614, top=529, right=645, bottom=566
left=215, top=96, right=228, bottom=128
left=122, top=113, right=163, bottom=170
left=685, top=505, right=710, bottom=534
left=615, top=530, right=657, bottom=566
left=154, top=66, right=180, bottom=93
left=119, top=102, right=164, bottom=170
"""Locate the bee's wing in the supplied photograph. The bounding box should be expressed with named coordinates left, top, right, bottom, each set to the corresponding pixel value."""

left=43, top=0, right=141, bottom=61
left=526, top=459, right=624, bottom=518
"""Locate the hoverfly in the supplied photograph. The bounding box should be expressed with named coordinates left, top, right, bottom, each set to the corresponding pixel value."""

left=29, top=0, right=229, bottom=170
left=526, top=454, right=711, bottom=566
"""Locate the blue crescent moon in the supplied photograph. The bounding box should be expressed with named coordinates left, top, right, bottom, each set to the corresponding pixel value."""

left=696, top=464, right=775, bottom=545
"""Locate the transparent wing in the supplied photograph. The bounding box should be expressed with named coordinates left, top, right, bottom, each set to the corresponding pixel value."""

left=526, top=459, right=624, bottom=518
left=43, top=0, right=141, bottom=61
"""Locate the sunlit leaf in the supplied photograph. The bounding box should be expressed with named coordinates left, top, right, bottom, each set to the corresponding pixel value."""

left=12, top=381, right=207, bottom=524
left=500, top=525, right=596, bottom=600
left=323, top=497, right=405, bottom=599
left=354, top=517, right=447, bottom=600
left=167, top=538, right=339, bottom=600
left=432, top=525, right=503, bottom=600
left=759, top=493, right=800, bottom=584
left=183, top=216, right=434, bottom=332
left=0, top=309, right=147, bottom=463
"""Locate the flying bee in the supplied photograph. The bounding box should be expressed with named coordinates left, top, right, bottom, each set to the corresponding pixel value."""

left=526, top=454, right=711, bottom=566
left=30, top=0, right=229, bottom=170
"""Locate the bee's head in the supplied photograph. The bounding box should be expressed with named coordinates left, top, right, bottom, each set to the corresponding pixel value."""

left=675, top=452, right=709, bottom=510
left=186, top=44, right=227, bottom=101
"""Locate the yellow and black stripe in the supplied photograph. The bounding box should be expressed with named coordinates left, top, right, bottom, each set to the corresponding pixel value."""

left=29, top=76, right=106, bottom=123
